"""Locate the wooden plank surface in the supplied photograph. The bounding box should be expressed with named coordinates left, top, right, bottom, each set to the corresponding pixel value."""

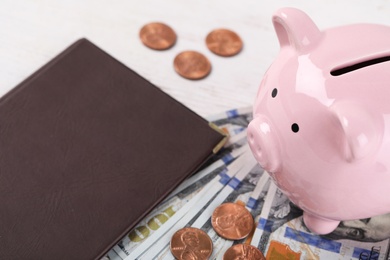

left=1, top=0, right=390, bottom=117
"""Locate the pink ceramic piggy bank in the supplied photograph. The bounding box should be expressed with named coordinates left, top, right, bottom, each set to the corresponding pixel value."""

left=247, top=7, right=390, bottom=235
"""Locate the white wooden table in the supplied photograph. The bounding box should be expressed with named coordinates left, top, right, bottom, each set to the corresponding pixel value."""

left=1, top=0, right=390, bottom=118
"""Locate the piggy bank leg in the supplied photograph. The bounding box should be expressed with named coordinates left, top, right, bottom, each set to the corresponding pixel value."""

left=303, top=212, right=340, bottom=234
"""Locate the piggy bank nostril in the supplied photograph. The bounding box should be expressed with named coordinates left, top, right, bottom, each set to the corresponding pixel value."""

left=257, top=146, right=262, bottom=155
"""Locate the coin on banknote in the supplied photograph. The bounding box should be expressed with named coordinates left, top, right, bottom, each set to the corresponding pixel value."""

left=206, top=29, right=243, bottom=57
left=170, top=227, right=213, bottom=260
left=211, top=202, right=253, bottom=240
left=139, top=22, right=177, bottom=50
left=174, top=51, right=211, bottom=80
left=223, top=244, right=265, bottom=260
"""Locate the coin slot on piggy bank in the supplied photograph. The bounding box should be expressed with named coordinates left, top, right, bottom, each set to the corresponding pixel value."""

left=331, top=55, right=390, bottom=76
left=248, top=7, right=390, bottom=235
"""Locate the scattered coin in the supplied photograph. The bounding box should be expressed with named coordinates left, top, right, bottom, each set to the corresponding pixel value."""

left=139, top=22, right=177, bottom=50
left=211, top=202, right=253, bottom=240
left=223, top=244, right=265, bottom=260
left=206, top=29, right=243, bottom=57
left=170, top=227, right=213, bottom=260
left=173, top=51, right=211, bottom=80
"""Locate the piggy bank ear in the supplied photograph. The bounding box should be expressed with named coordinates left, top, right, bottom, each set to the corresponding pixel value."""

left=330, top=101, right=383, bottom=162
left=272, top=8, right=321, bottom=52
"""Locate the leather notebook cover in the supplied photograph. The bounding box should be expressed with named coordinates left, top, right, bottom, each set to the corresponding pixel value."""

left=0, top=39, right=224, bottom=259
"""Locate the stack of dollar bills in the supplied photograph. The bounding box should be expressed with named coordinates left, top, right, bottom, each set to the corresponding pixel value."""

left=102, top=107, right=390, bottom=260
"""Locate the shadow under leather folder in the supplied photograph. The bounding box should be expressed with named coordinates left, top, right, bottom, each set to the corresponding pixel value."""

left=0, top=39, right=226, bottom=260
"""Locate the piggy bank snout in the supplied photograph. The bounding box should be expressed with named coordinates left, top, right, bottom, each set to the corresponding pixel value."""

left=247, top=116, right=281, bottom=173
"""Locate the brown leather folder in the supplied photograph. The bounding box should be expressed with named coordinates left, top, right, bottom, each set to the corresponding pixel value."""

left=0, top=39, right=225, bottom=259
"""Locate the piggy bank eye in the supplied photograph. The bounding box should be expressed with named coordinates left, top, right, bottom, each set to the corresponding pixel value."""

left=291, top=123, right=299, bottom=133
left=271, top=88, right=278, bottom=98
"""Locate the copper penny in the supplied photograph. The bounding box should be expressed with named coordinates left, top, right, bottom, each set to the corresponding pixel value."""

left=139, top=22, right=177, bottom=50
left=223, top=244, right=265, bottom=260
left=173, top=51, right=211, bottom=80
left=206, top=29, right=243, bottom=57
left=170, top=227, right=213, bottom=260
left=211, top=203, right=253, bottom=240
